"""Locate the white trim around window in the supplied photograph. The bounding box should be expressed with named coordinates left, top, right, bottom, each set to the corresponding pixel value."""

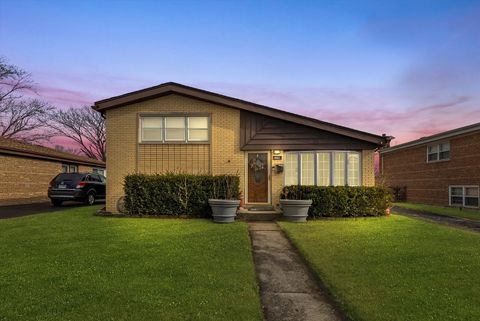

left=449, top=185, right=479, bottom=208
left=139, top=114, right=210, bottom=143
left=284, top=151, right=362, bottom=187
left=427, top=141, right=450, bottom=163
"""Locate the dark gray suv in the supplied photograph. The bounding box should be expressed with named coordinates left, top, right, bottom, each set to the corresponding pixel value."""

left=48, top=173, right=106, bottom=206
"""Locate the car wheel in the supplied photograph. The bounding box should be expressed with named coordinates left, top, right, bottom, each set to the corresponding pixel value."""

left=51, top=199, right=63, bottom=207
left=86, top=192, right=96, bottom=205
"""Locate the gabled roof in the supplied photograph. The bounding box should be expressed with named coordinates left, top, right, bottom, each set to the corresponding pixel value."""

left=93, top=82, right=390, bottom=146
left=380, top=122, right=480, bottom=154
left=0, top=137, right=105, bottom=167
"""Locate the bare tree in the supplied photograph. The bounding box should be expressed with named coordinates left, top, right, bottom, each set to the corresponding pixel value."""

left=0, top=58, right=54, bottom=141
left=49, top=106, right=106, bottom=161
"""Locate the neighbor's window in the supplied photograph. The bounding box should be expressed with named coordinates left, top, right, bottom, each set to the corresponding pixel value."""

left=140, top=115, right=210, bottom=143
left=285, top=151, right=361, bottom=187
left=449, top=186, right=479, bottom=208
left=427, top=142, right=450, bottom=162
left=62, top=164, right=78, bottom=173
left=93, top=168, right=105, bottom=176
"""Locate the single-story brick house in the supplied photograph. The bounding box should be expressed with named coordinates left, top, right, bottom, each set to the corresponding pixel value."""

left=93, top=82, right=390, bottom=214
left=379, top=122, right=480, bottom=208
left=0, top=137, right=105, bottom=205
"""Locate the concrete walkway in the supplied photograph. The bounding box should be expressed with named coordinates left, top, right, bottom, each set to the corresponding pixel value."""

left=248, top=222, right=345, bottom=321
left=393, top=206, right=480, bottom=233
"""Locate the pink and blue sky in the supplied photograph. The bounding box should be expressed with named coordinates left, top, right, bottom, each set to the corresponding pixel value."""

left=1, top=0, right=479, bottom=145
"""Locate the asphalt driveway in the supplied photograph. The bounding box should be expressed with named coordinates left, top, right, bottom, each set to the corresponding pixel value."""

left=0, top=202, right=88, bottom=219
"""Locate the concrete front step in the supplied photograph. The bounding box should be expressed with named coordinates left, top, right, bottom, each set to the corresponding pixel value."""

left=237, top=209, right=283, bottom=221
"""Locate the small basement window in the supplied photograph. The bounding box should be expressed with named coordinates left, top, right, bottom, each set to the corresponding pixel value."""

left=427, top=142, right=450, bottom=162
left=449, top=186, right=479, bottom=208
left=93, top=167, right=105, bottom=176
left=62, top=164, right=78, bottom=173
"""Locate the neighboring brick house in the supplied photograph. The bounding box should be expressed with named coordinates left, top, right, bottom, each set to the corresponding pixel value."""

left=379, top=122, right=480, bottom=208
left=93, top=82, right=390, bottom=214
left=0, top=137, right=105, bottom=205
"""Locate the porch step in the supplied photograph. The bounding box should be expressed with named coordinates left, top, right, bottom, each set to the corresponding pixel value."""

left=237, top=208, right=283, bottom=221
left=245, top=205, right=275, bottom=211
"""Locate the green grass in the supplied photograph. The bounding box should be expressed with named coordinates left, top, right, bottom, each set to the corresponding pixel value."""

left=0, top=206, right=262, bottom=321
left=280, top=215, right=480, bottom=321
left=394, top=202, right=480, bottom=221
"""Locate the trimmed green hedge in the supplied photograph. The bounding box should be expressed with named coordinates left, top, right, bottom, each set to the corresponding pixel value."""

left=124, top=173, right=240, bottom=216
left=281, top=185, right=392, bottom=217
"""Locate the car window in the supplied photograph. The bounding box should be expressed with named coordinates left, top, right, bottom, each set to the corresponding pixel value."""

left=54, top=173, right=84, bottom=183
left=98, top=175, right=106, bottom=183
left=90, top=174, right=102, bottom=182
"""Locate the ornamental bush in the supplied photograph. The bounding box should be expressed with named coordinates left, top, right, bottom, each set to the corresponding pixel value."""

left=124, top=173, right=240, bottom=216
left=281, top=185, right=392, bottom=217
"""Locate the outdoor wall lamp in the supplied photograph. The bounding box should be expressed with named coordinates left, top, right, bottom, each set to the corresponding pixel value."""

left=273, top=150, right=281, bottom=155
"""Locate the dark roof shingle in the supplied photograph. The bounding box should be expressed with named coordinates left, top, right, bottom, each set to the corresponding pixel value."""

left=0, top=137, right=105, bottom=167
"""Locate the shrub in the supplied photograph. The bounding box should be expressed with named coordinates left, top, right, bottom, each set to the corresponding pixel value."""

left=281, top=185, right=392, bottom=217
left=124, top=173, right=240, bottom=216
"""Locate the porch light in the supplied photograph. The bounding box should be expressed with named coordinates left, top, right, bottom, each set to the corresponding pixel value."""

left=273, top=150, right=281, bottom=155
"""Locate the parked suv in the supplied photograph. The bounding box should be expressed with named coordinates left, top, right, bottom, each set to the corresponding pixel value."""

left=48, top=173, right=106, bottom=206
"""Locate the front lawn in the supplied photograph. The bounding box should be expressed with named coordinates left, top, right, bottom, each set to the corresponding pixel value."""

left=0, top=206, right=262, bottom=321
left=394, top=202, right=480, bottom=221
left=280, top=215, right=480, bottom=321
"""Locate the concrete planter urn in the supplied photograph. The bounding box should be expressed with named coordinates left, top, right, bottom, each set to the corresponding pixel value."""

left=280, top=199, right=313, bottom=222
left=208, top=199, right=240, bottom=223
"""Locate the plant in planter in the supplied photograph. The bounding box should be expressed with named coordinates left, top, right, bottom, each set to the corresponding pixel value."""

left=208, top=175, right=240, bottom=223
left=280, top=186, right=313, bottom=222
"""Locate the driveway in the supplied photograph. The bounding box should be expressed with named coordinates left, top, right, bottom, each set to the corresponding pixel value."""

left=0, top=202, right=88, bottom=219
left=393, top=206, right=480, bottom=233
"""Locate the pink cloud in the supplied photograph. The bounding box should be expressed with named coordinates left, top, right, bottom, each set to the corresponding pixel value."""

left=33, top=85, right=96, bottom=106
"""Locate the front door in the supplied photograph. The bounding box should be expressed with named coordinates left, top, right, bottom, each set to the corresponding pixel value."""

left=247, top=152, right=269, bottom=203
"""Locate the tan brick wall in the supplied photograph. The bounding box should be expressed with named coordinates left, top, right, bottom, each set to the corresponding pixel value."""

left=0, top=155, right=61, bottom=205
left=362, top=150, right=375, bottom=186
left=105, top=94, right=245, bottom=213
left=79, top=165, right=96, bottom=173
left=271, top=151, right=284, bottom=208
left=381, top=131, right=480, bottom=206
left=138, top=144, right=210, bottom=174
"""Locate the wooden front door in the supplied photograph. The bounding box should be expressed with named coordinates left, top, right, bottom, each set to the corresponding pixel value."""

left=247, top=152, right=269, bottom=203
